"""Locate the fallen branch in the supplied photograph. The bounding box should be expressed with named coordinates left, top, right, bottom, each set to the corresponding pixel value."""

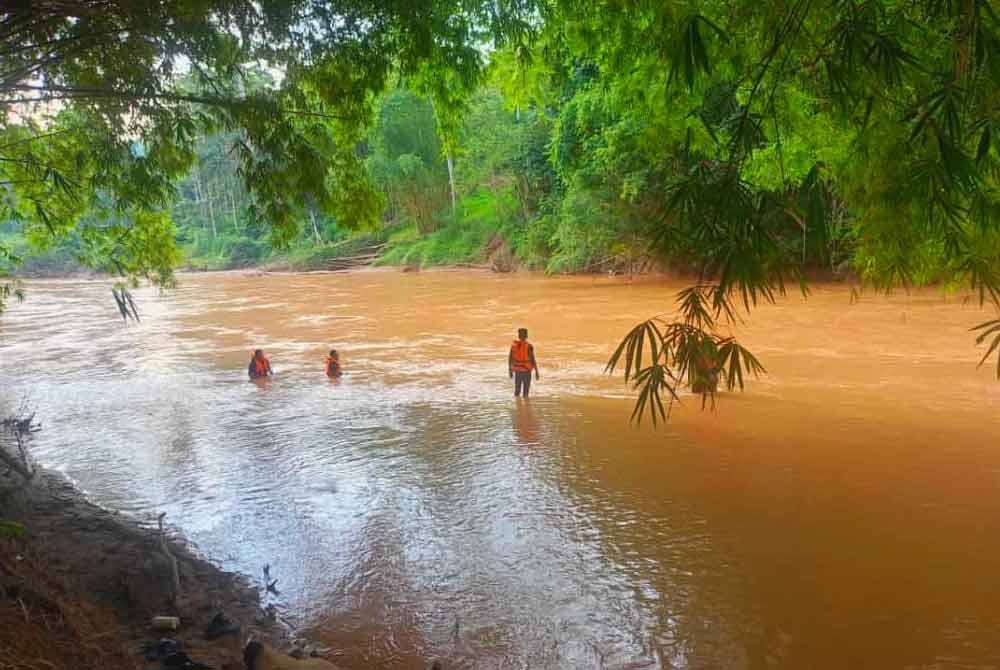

left=111, top=287, right=140, bottom=323
left=1, top=401, right=39, bottom=481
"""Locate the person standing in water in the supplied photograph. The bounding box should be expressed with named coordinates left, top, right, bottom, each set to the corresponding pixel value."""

left=325, top=349, right=342, bottom=378
left=508, top=328, right=539, bottom=398
left=248, top=349, right=272, bottom=379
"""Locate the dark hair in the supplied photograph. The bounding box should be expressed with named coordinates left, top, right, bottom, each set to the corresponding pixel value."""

left=253, top=349, right=263, bottom=357
left=244, top=640, right=262, bottom=670
left=329, top=349, right=338, bottom=357
left=517, top=328, right=528, bottom=337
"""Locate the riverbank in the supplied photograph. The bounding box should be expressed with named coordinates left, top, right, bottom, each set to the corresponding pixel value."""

left=5, top=214, right=658, bottom=277
left=0, top=468, right=286, bottom=670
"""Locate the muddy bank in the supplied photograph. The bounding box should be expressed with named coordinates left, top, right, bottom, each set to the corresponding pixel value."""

left=0, top=469, right=286, bottom=670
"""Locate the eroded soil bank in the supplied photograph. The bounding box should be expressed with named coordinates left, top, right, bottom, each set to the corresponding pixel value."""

left=0, top=469, right=286, bottom=670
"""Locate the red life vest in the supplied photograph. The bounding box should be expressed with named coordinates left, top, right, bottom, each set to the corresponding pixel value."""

left=252, top=355, right=270, bottom=377
left=510, top=340, right=534, bottom=372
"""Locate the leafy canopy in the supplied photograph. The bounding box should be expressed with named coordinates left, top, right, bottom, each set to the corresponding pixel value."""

left=0, top=0, right=535, bottom=305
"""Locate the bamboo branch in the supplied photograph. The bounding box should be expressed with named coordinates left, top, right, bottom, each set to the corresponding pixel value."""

left=0, top=128, right=79, bottom=152
left=1, top=84, right=349, bottom=119
left=0, top=23, right=138, bottom=57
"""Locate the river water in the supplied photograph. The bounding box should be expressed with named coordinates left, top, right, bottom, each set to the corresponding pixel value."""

left=1, top=270, right=999, bottom=669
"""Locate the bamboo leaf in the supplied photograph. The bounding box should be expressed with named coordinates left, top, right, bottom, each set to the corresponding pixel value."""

left=972, top=318, right=1000, bottom=378
left=976, top=125, right=992, bottom=162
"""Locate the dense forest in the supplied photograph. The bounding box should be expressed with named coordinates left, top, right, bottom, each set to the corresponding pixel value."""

left=5, top=2, right=1000, bottom=283
left=3, top=0, right=1000, bottom=409
left=0, top=81, right=701, bottom=276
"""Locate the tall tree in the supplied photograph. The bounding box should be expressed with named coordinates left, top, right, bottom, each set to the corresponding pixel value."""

left=0, top=0, right=535, bottom=306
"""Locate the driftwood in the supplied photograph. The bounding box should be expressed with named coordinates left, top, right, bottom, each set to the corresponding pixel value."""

left=0, top=404, right=40, bottom=481
left=582, top=251, right=656, bottom=277
left=262, top=564, right=279, bottom=595
left=325, top=242, right=387, bottom=271
left=328, top=251, right=385, bottom=261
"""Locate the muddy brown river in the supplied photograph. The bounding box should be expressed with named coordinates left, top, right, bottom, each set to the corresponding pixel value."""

left=1, top=270, right=999, bottom=669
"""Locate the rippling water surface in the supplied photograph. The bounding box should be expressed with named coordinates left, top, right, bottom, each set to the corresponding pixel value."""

left=2, top=270, right=999, bottom=669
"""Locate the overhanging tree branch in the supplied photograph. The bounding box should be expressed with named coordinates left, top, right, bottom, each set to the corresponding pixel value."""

left=0, top=84, right=350, bottom=120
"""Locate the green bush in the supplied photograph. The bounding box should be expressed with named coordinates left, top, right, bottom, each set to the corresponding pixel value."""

left=545, top=186, right=617, bottom=273
left=228, top=239, right=266, bottom=267
left=378, top=187, right=523, bottom=267
left=0, top=519, right=25, bottom=538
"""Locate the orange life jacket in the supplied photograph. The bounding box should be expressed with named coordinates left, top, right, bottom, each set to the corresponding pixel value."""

left=252, top=355, right=270, bottom=376
left=510, top=340, right=534, bottom=372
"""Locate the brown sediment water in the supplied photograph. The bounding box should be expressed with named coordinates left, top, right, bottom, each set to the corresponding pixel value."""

left=1, top=270, right=998, bottom=669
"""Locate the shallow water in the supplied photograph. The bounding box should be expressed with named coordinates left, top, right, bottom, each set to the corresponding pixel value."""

left=1, top=270, right=999, bottom=669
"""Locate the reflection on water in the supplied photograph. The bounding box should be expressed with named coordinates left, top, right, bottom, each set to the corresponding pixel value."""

left=1, top=271, right=1000, bottom=669
left=513, top=399, right=540, bottom=446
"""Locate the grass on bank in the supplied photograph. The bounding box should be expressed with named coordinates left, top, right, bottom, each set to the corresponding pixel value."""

left=379, top=186, right=550, bottom=269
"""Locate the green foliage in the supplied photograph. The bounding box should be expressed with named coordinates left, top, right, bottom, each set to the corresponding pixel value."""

left=380, top=188, right=521, bottom=266
left=606, top=285, right=766, bottom=423
left=527, top=0, right=1000, bottom=416
left=228, top=239, right=267, bottom=267
left=0, top=0, right=535, bottom=304
left=365, top=89, right=449, bottom=233
left=0, top=520, right=25, bottom=539
left=545, top=187, right=616, bottom=273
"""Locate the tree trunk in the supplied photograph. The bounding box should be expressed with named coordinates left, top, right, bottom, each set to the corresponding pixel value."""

left=227, top=178, right=239, bottom=232
left=517, top=175, right=532, bottom=221
left=446, top=154, right=457, bottom=216
left=309, top=210, right=321, bottom=244
left=193, top=173, right=205, bottom=234
left=205, top=182, right=218, bottom=239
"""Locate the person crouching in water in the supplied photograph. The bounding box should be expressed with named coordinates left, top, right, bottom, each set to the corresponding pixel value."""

left=248, top=349, right=272, bottom=379
left=509, top=328, right=539, bottom=398
left=325, top=349, right=342, bottom=378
